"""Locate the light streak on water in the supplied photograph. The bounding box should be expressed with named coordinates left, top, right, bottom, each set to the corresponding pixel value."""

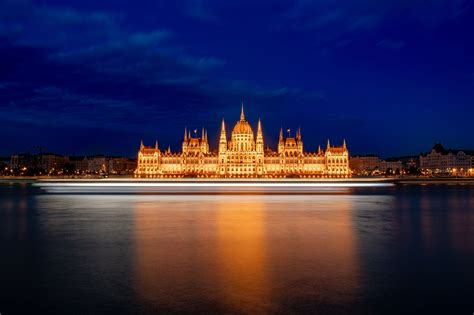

left=33, top=181, right=394, bottom=194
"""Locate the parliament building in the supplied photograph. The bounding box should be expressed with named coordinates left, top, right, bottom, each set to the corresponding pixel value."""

left=135, top=104, right=350, bottom=178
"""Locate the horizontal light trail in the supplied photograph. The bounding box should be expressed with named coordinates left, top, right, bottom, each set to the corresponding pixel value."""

left=33, top=181, right=394, bottom=194
left=35, top=182, right=393, bottom=188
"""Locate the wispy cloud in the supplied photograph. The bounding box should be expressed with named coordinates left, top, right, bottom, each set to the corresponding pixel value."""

left=183, top=0, right=222, bottom=23
left=376, top=39, right=406, bottom=50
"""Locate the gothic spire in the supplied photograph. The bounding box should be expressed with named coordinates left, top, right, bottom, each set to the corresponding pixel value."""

left=220, top=118, right=227, bottom=141
left=240, top=101, right=245, bottom=120
left=184, top=127, right=187, bottom=141
left=155, top=140, right=159, bottom=150
left=279, top=127, right=284, bottom=142
left=327, top=139, right=331, bottom=149
left=343, top=139, right=346, bottom=148
left=257, top=118, right=263, bottom=140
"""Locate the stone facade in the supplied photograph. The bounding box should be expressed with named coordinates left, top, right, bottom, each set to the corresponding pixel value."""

left=135, top=104, right=350, bottom=178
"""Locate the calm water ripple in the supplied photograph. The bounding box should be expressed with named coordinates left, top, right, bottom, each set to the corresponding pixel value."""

left=0, top=183, right=473, bottom=314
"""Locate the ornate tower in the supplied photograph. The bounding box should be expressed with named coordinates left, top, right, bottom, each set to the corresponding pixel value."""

left=182, top=127, right=188, bottom=154
left=200, top=127, right=209, bottom=154
left=256, top=118, right=264, bottom=154
left=278, top=127, right=284, bottom=154
left=296, top=127, right=303, bottom=154
left=218, top=118, right=227, bottom=175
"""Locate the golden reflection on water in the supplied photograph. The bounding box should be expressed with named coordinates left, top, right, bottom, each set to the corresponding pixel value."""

left=215, top=198, right=270, bottom=314
left=132, top=195, right=364, bottom=313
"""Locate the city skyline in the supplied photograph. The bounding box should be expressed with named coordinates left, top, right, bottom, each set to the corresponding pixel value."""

left=1, top=1, right=474, bottom=157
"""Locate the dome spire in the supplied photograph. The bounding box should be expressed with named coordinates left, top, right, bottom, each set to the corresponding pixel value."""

left=240, top=101, right=245, bottom=120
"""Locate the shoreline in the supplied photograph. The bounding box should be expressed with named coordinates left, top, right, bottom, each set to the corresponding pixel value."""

left=1, top=176, right=474, bottom=185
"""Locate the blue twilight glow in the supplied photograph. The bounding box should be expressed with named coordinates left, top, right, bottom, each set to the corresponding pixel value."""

left=1, top=1, right=473, bottom=156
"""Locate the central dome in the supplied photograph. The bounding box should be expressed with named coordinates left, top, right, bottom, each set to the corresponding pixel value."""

left=232, top=104, right=254, bottom=135
left=233, top=120, right=253, bottom=134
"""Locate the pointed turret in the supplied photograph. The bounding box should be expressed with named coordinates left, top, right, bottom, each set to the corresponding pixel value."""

left=219, top=119, right=227, bottom=143
left=240, top=101, right=245, bottom=120
left=219, top=118, right=227, bottom=156
left=278, top=127, right=285, bottom=154
left=155, top=140, right=159, bottom=150
left=182, top=129, right=188, bottom=154
left=343, top=139, right=347, bottom=149
left=220, top=118, right=226, bottom=138
left=200, top=127, right=207, bottom=154
left=167, top=146, right=171, bottom=154
left=296, top=127, right=303, bottom=154
left=318, top=145, right=322, bottom=154
left=327, top=139, right=331, bottom=149
left=140, top=140, right=144, bottom=150
left=256, top=118, right=264, bottom=154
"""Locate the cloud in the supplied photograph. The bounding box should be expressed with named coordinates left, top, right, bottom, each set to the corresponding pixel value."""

left=0, top=0, right=330, bottom=155
left=183, top=0, right=222, bottom=23
left=376, top=39, right=406, bottom=50
left=177, top=55, right=226, bottom=70
left=0, top=81, right=17, bottom=89
left=276, top=0, right=470, bottom=50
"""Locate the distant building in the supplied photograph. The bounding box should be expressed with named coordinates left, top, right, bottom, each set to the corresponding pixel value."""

left=10, top=153, right=67, bottom=174
left=349, top=155, right=381, bottom=174
left=69, top=156, right=89, bottom=173
left=420, top=142, right=474, bottom=175
left=395, top=156, right=419, bottom=169
left=0, top=157, right=10, bottom=174
left=37, top=153, right=68, bottom=173
left=108, top=157, right=136, bottom=175
left=10, top=153, right=37, bottom=170
left=136, top=104, right=350, bottom=178
left=87, top=155, right=108, bottom=173
left=380, top=158, right=402, bottom=173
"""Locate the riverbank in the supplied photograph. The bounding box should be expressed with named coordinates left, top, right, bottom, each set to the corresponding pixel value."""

left=1, top=176, right=474, bottom=185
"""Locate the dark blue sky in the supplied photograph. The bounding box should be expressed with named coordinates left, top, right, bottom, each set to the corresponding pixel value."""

left=1, top=0, right=473, bottom=157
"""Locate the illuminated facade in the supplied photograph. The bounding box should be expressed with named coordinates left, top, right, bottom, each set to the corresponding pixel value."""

left=135, top=104, right=350, bottom=178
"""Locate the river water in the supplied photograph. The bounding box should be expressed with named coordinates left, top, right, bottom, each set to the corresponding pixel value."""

left=0, top=182, right=473, bottom=314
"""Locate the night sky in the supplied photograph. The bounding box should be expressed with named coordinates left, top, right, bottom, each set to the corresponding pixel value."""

left=1, top=0, right=473, bottom=157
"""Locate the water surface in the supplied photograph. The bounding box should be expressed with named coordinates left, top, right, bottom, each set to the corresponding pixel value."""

left=1, top=183, right=473, bottom=314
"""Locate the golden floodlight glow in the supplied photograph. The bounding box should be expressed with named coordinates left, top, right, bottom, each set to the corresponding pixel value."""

left=135, top=103, right=351, bottom=178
